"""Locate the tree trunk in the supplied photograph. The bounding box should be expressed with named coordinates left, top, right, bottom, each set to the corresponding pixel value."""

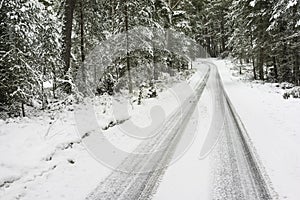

left=125, top=0, right=132, bottom=93
left=257, top=14, right=265, bottom=81
left=252, top=57, right=257, bottom=80
left=152, top=37, right=158, bottom=80
left=293, top=5, right=299, bottom=85
left=165, top=0, right=174, bottom=76
left=80, top=1, right=86, bottom=84
left=62, top=0, right=76, bottom=76
left=250, top=34, right=257, bottom=80
left=152, top=3, right=158, bottom=80
left=295, top=52, right=300, bottom=86
left=273, top=57, right=278, bottom=82
left=239, top=59, right=242, bottom=75
left=41, top=65, right=46, bottom=109
left=80, top=2, right=85, bottom=64
left=21, top=102, right=25, bottom=117
left=52, top=64, right=57, bottom=98
left=211, top=37, right=216, bottom=57
left=220, top=12, right=226, bottom=53
left=258, top=47, right=264, bottom=80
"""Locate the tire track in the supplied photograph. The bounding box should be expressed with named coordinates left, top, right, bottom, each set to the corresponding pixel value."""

left=86, top=67, right=211, bottom=200
left=204, top=61, right=277, bottom=200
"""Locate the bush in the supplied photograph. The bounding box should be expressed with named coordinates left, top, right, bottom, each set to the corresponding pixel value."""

left=283, top=92, right=290, bottom=99
left=280, top=82, right=294, bottom=89
left=291, top=87, right=300, bottom=98
left=97, top=73, right=115, bottom=96
left=282, top=86, right=300, bottom=99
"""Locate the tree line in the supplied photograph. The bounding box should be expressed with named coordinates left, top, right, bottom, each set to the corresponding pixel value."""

left=0, top=0, right=299, bottom=117
left=187, top=0, right=299, bottom=84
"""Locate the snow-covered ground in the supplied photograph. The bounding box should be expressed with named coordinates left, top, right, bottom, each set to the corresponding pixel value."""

left=0, top=110, right=111, bottom=200
left=214, top=58, right=300, bottom=200
left=154, top=58, right=300, bottom=200
left=152, top=69, right=213, bottom=200
left=1, top=59, right=299, bottom=200
left=0, top=63, right=204, bottom=200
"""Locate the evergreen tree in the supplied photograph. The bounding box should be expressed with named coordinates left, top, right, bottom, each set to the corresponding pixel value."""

left=0, top=0, right=61, bottom=116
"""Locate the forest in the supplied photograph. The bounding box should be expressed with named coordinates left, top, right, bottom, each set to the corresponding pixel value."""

left=0, top=0, right=299, bottom=117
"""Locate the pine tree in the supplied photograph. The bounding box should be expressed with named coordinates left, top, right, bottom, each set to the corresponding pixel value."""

left=0, top=0, right=62, bottom=116
left=268, top=0, right=300, bottom=84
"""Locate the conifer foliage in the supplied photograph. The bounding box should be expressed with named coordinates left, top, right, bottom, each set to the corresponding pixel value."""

left=0, top=0, right=61, bottom=116
left=0, top=0, right=299, bottom=117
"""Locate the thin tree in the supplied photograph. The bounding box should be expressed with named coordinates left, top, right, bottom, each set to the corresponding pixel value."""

left=62, top=0, right=76, bottom=92
left=124, top=0, right=133, bottom=93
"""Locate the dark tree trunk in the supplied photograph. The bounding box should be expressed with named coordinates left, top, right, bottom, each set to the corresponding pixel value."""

left=273, top=57, right=278, bottom=82
left=52, top=63, right=57, bottom=98
left=281, top=40, right=289, bottom=82
left=250, top=34, right=257, bottom=80
left=252, top=57, right=257, bottom=80
left=80, top=1, right=85, bottom=64
left=257, top=13, right=266, bottom=81
left=258, top=47, right=264, bottom=80
left=220, top=13, right=226, bottom=53
left=295, top=52, right=300, bottom=86
left=125, top=0, right=132, bottom=93
left=206, top=34, right=211, bottom=56
left=41, top=66, right=45, bottom=109
left=239, top=59, right=242, bottom=75
left=21, top=102, right=25, bottom=117
left=152, top=4, right=158, bottom=80
left=152, top=37, right=158, bottom=80
left=79, top=1, right=86, bottom=84
left=293, top=5, right=299, bottom=85
left=62, top=0, right=76, bottom=76
left=211, top=37, right=216, bottom=57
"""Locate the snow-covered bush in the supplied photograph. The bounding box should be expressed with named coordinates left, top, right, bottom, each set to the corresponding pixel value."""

left=147, top=86, right=157, bottom=98
left=291, top=87, right=300, bottom=98
left=136, top=81, right=158, bottom=105
left=96, top=73, right=116, bottom=96
left=280, top=82, right=294, bottom=89
left=283, top=92, right=291, bottom=99
left=282, top=87, right=300, bottom=99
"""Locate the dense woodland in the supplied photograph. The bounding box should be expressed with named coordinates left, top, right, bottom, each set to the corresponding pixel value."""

left=0, top=0, right=299, bottom=117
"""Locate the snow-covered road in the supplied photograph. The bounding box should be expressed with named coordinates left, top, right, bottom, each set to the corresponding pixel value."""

left=202, top=62, right=275, bottom=199
left=86, top=60, right=276, bottom=200
left=86, top=64, right=210, bottom=200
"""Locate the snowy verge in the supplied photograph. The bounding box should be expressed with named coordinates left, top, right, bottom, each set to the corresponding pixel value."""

left=0, top=110, right=109, bottom=200
left=213, top=58, right=300, bottom=200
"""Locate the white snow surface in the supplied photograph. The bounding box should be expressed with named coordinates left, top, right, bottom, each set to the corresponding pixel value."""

left=153, top=63, right=212, bottom=200
left=1, top=59, right=299, bottom=200
left=0, top=111, right=110, bottom=200
left=0, top=62, right=202, bottom=200
left=154, top=58, right=300, bottom=200
left=213, top=58, right=300, bottom=200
